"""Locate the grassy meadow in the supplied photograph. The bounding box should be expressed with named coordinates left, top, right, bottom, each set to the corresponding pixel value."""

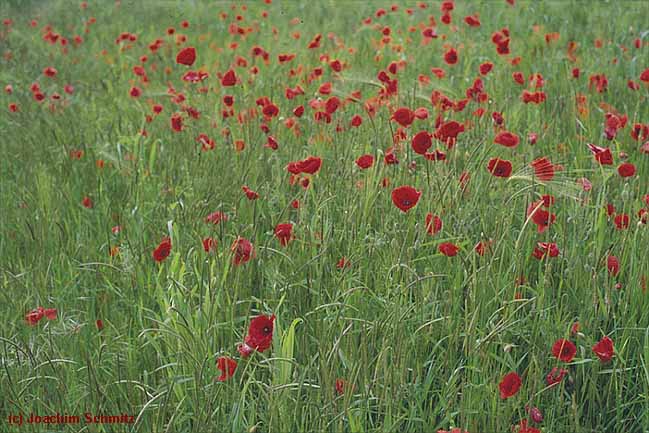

left=1, top=1, right=648, bottom=432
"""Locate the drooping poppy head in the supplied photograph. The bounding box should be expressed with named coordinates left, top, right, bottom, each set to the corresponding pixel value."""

left=551, top=338, right=577, bottom=362
left=231, top=237, right=255, bottom=265
left=176, top=47, right=196, bottom=66
left=216, top=356, right=237, bottom=381
left=391, top=185, right=421, bottom=212
left=592, top=336, right=614, bottom=363
left=546, top=367, right=568, bottom=387
left=153, top=237, right=172, bottom=262
left=425, top=213, right=442, bottom=235
left=499, top=372, right=522, bottom=399
left=274, top=223, right=294, bottom=246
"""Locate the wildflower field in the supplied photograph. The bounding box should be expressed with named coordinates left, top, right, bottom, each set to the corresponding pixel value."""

left=1, top=1, right=648, bottom=432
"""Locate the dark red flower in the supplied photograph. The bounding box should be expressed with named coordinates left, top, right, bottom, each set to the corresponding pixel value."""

left=613, top=213, right=630, bottom=230
left=241, top=314, right=275, bottom=355
left=25, top=307, right=57, bottom=326
left=439, top=242, right=460, bottom=257
left=617, top=162, right=636, bottom=178
left=202, top=237, right=217, bottom=253
left=355, top=154, right=374, bottom=170
left=176, top=47, right=196, bottom=66
left=242, top=185, right=260, bottom=200
left=444, top=47, right=458, bottom=65
left=607, top=255, right=620, bottom=276
left=391, top=107, right=415, bottom=128
left=205, top=211, right=228, bottom=225
left=494, top=131, right=520, bottom=148
left=335, top=378, right=349, bottom=396
left=274, top=223, right=294, bottom=247
left=587, top=143, right=613, bottom=165
left=153, top=237, right=172, bottom=262
left=216, top=356, right=237, bottom=381
left=82, top=196, right=93, bottom=209
left=391, top=186, right=421, bottom=212
left=499, top=372, right=522, bottom=399
left=530, top=157, right=555, bottom=181
left=487, top=158, right=513, bottom=178
left=592, top=336, right=614, bottom=363
left=551, top=339, right=577, bottom=362
left=526, top=199, right=556, bottom=233
left=425, top=213, right=442, bottom=235
left=299, top=156, right=322, bottom=174
left=221, top=69, right=237, bottom=86
left=532, top=242, right=560, bottom=259
left=434, top=120, right=465, bottom=148
left=546, top=367, right=568, bottom=387
left=231, top=237, right=255, bottom=265
left=412, top=131, right=432, bottom=155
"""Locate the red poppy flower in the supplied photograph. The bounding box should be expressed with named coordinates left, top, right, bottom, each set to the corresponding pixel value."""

left=607, top=255, right=620, bottom=276
left=231, top=237, right=255, bottom=265
left=153, top=237, right=172, bottom=262
left=546, top=367, right=568, bottom=387
left=25, top=306, right=57, bottom=326
left=412, top=131, right=432, bottom=155
left=337, top=257, right=351, bottom=269
left=205, top=211, right=228, bottom=225
left=439, top=242, right=460, bottom=257
left=240, top=314, right=275, bottom=356
left=499, top=372, right=522, bottom=399
left=391, top=186, right=421, bottom=212
left=592, top=336, right=614, bottom=363
left=479, top=61, right=493, bottom=75
left=434, top=120, right=465, bottom=148
left=351, top=115, right=363, bottom=127
left=274, top=223, right=294, bottom=247
left=216, top=356, right=237, bottom=381
left=96, top=319, right=104, bottom=331
left=494, top=131, right=520, bottom=147
left=202, top=237, right=217, bottom=253
left=526, top=199, right=556, bottom=233
left=617, top=162, right=636, bottom=178
left=487, top=158, right=513, bottom=178
left=299, top=156, right=322, bottom=174
left=221, top=69, right=237, bottom=86
left=176, top=47, right=196, bottom=66
left=170, top=113, right=183, bottom=132
left=516, top=420, right=541, bottom=433
left=444, top=47, right=458, bottom=65
left=82, top=196, right=93, bottom=209
left=587, top=143, right=613, bottom=165
left=530, top=157, right=555, bottom=181
left=355, top=154, right=374, bottom=169
left=391, top=107, right=415, bottom=127
left=551, top=339, right=577, bottom=362
left=242, top=185, right=259, bottom=200
left=532, top=242, right=560, bottom=259
left=335, top=378, right=349, bottom=396
left=613, top=213, right=630, bottom=230
left=425, top=213, right=442, bottom=235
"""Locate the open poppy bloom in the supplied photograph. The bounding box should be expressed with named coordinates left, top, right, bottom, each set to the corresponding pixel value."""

left=237, top=314, right=275, bottom=357
left=494, top=131, right=519, bottom=147
left=391, top=107, right=415, bottom=127
left=391, top=186, right=421, bottom=212
left=216, top=356, right=237, bottom=381
left=551, top=338, right=577, bottom=362
left=587, top=143, right=613, bottom=165
left=25, top=307, right=58, bottom=326
left=499, top=372, right=522, bottom=399
left=592, top=336, right=614, bottom=363
left=355, top=154, right=374, bottom=169
left=527, top=197, right=556, bottom=233
left=153, top=237, right=172, bottom=262
left=530, top=157, right=555, bottom=181
left=176, top=47, right=196, bottom=66
left=411, top=131, right=432, bottom=154
left=487, top=158, right=513, bottom=178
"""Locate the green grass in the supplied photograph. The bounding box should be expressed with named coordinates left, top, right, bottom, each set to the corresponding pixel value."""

left=1, top=1, right=648, bottom=432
